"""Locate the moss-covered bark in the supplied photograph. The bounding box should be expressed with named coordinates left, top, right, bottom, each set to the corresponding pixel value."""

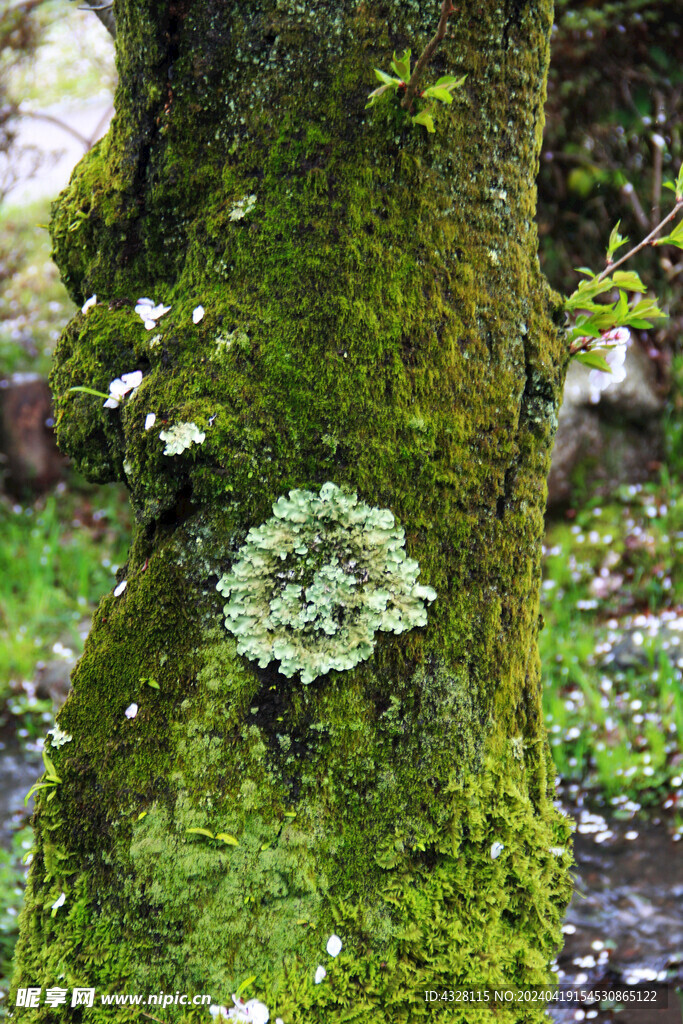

left=13, top=0, right=573, bottom=1020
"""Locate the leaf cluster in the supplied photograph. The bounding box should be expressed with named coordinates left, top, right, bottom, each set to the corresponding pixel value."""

left=366, top=50, right=465, bottom=134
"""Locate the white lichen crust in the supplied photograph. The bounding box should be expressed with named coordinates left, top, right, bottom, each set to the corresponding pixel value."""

left=216, top=482, right=437, bottom=683
left=159, top=421, right=206, bottom=456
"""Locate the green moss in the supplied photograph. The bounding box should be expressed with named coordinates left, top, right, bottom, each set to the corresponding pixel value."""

left=15, top=0, right=573, bottom=1018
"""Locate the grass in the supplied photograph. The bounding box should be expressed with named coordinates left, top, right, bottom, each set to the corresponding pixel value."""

left=0, top=198, right=75, bottom=378
left=0, top=483, right=131, bottom=706
left=540, top=460, right=683, bottom=826
left=0, top=828, right=32, bottom=1014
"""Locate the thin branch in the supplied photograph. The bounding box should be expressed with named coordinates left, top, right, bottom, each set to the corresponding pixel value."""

left=401, top=0, right=455, bottom=111
left=650, top=91, right=666, bottom=228
left=17, top=108, right=92, bottom=149
left=620, top=181, right=649, bottom=232
left=596, top=199, right=683, bottom=283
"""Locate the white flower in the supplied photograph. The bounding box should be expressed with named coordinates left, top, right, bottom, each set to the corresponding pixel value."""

left=326, top=934, right=342, bottom=958
left=47, top=726, right=73, bottom=748
left=103, top=370, right=143, bottom=409
left=145, top=413, right=157, bottom=431
left=51, top=892, right=66, bottom=911
left=114, top=580, right=127, bottom=597
left=193, top=305, right=205, bottom=324
left=549, top=847, right=566, bottom=857
left=135, top=297, right=171, bottom=329
left=213, top=996, right=269, bottom=1023
left=125, top=703, right=138, bottom=719
left=159, top=421, right=206, bottom=456
left=81, top=294, right=97, bottom=314
left=490, top=841, right=505, bottom=860
left=314, top=966, right=326, bottom=984
left=587, top=328, right=631, bottom=403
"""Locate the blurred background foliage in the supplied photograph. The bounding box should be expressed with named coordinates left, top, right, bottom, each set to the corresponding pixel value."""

left=540, top=0, right=683, bottom=348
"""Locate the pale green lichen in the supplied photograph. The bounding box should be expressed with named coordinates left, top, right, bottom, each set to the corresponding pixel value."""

left=216, top=482, right=437, bottom=683
left=159, top=421, right=206, bottom=456
left=229, top=194, right=257, bottom=221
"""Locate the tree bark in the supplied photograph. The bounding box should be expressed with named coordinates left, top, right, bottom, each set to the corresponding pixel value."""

left=13, top=0, right=573, bottom=1019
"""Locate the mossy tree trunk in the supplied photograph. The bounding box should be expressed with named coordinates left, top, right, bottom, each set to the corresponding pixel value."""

left=13, top=0, right=573, bottom=1020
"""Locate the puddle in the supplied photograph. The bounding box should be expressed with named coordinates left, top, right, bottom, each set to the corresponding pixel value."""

left=0, top=726, right=40, bottom=849
left=551, top=816, right=682, bottom=1023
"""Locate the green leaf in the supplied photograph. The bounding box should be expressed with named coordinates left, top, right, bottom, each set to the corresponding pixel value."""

left=25, top=782, right=56, bottom=805
left=564, top=269, right=646, bottom=312
left=235, top=976, right=256, bottom=999
left=662, top=162, right=683, bottom=200
left=42, top=749, right=61, bottom=783
left=607, top=220, right=629, bottom=260
left=215, top=832, right=239, bottom=845
left=654, top=218, right=683, bottom=248
left=365, top=83, right=394, bottom=109
left=575, top=351, right=612, bottom=372
left=390, top=49, right=411, bottom=82
left=144, top=678, right=160, bottom=689
left=422, top=85, right=454, bottom=104
left=434, top=74, right=467, bottom=89
left=67, top=385, right=111, bottom=401
left=137, top=811, right=148, bottom=820
left=411, top=110, right=435, bottom=133
left=374, top=68, right=398, bottom=86
left=611, top=270, right=647, bottom=292
left=186, top=827, right=215, bottom=839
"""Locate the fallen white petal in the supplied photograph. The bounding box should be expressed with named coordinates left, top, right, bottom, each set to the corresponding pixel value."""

left=490, top=841, right=505, bottom=860
left=144, top=319, right=157, bottom=331
left=145, top=413, right=157, bottom=430
left=103, top=396, right=121, bottom=409
left=314, top=966, right=326, bottom=984
left=125, top=703, right=138, bottom=719
left=121, top=370, right=143, bottom=389
left=193, top=305, right=205, bottom=324
left=108, top=378, right=129, bottom=399
left=209, top=1006, right=228, bottom=1020
left=51, top=892, right=66, bottom=910
left=326, top=934, right=342, bottom=957
left=81, top=294, right=97, bottom=314
left=114, top=580, right=127, bottom=597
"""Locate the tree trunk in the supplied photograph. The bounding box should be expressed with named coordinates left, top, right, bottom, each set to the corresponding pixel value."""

left=13, top=0, right=573, bottom=1019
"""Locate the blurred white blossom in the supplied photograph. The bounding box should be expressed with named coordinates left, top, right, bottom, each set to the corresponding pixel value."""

left=104, top=371, right=143, bottom=409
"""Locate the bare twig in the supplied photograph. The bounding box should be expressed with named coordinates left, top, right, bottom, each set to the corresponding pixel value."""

left=16, top=105, right=114, bottom=152
left=596, top=199, right=683, bottom=283
left=650, top=91, right=666, bottom=227
left=621, top=181, right=649, bottom=232
left=401, top=0, right=455, bottom=111
left=16, top=109, right=91, bottom=150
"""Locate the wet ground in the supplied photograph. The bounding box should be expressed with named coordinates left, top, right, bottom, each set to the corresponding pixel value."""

left=550, top=814, right=682, bottom=1023
left=1, top=734, right=680, bottom=1021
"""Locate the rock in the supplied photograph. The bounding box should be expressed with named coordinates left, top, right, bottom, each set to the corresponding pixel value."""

left=0, top=373, right=67, bottom=495
left=548, top=344, right=665, bottom=509
left=34, top=659, right=74, bottom=710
